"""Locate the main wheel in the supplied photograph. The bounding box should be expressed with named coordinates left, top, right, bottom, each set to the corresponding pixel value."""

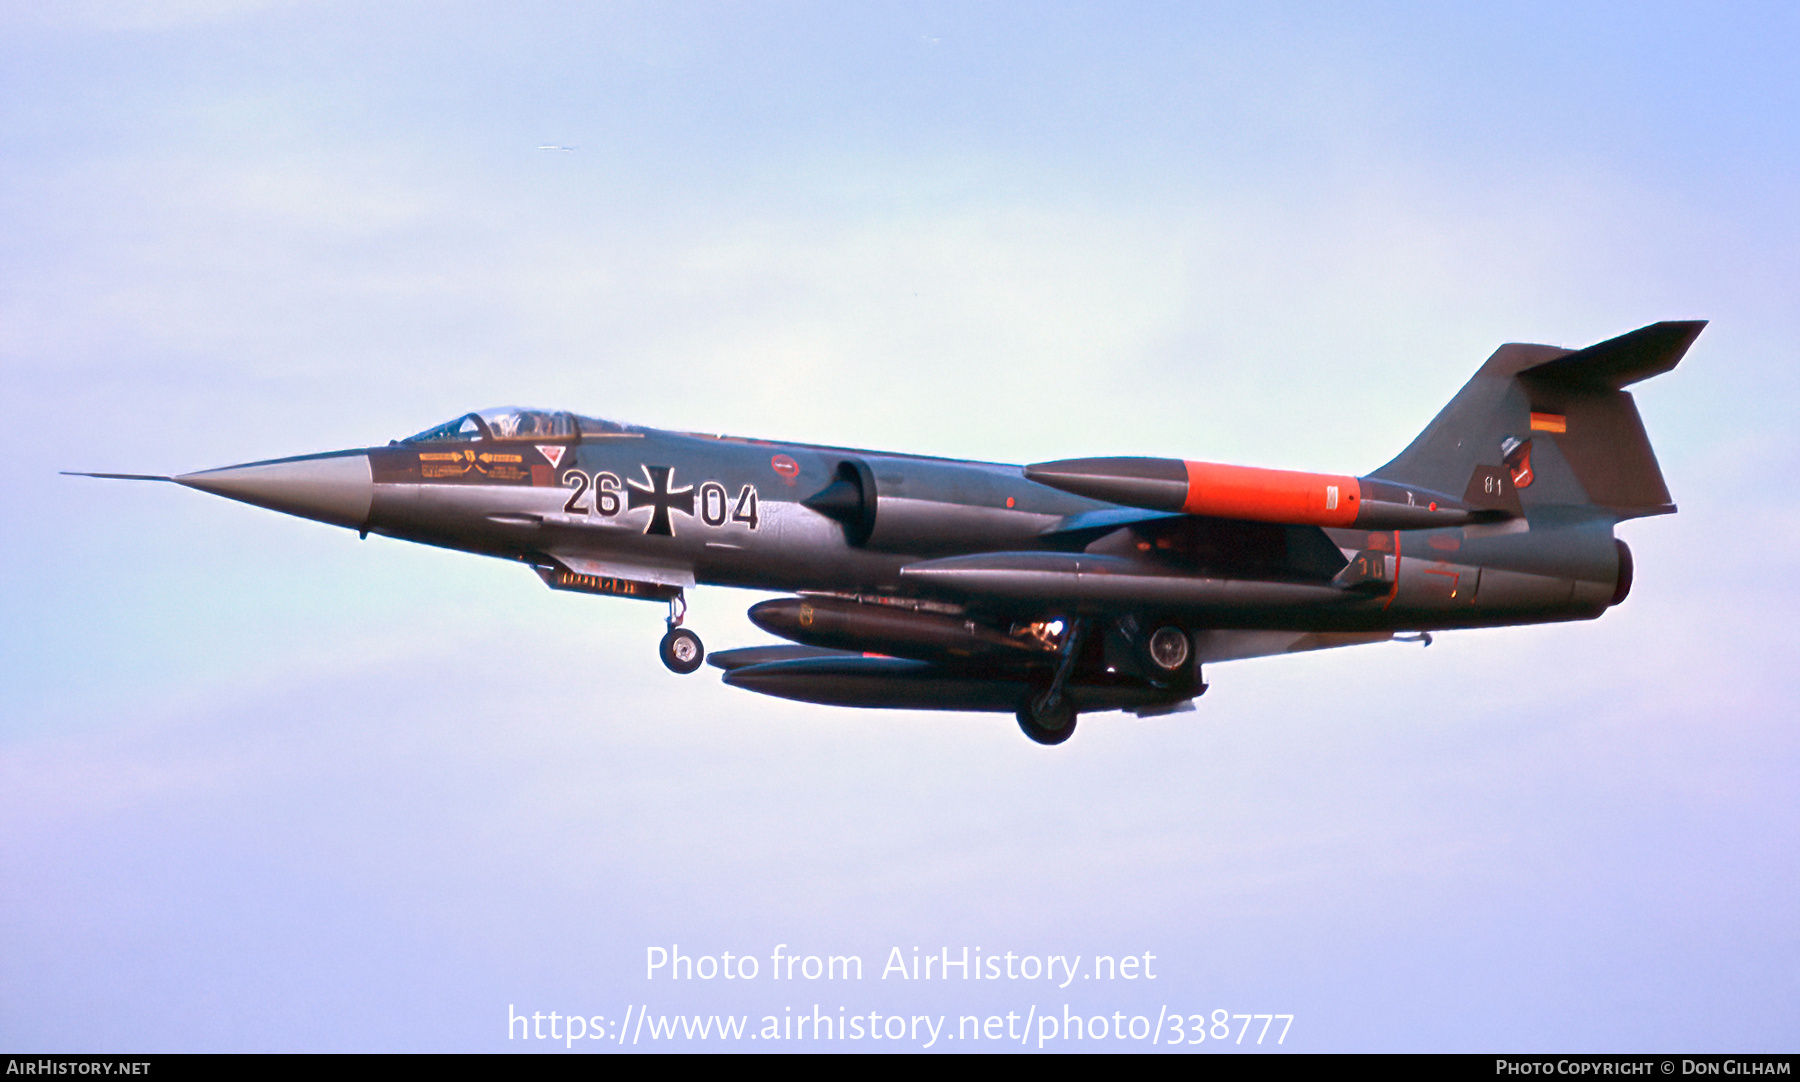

left=659, top=627, right=705, bottom=674
left=1016, top=690, right=1077, bottom=745
left=1143, top=625, right=1191, bottom=673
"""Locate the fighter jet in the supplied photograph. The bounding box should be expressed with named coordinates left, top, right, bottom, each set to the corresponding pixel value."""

left=69, top=321, right=1700, bottom=744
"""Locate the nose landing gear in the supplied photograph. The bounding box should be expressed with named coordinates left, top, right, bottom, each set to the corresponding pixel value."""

left=659, top=593, right=705, bottom=674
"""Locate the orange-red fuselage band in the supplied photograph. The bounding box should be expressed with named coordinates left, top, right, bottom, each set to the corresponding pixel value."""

left=1181, top=461, right=1362, bottom=527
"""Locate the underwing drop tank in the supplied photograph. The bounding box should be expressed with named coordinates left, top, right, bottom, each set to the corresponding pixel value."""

left=747, top=596, right=1055, bottom=666
left=720, top=654, right=1186, bottom=715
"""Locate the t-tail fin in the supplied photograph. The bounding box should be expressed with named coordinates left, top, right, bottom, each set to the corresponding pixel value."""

left=1371, top=321, right=1703, bottom=521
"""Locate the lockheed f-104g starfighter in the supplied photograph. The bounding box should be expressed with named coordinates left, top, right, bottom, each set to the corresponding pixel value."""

left=70, top=320, right=1700, bottom=744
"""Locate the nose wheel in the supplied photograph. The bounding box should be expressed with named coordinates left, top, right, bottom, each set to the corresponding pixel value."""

left=659, top=594, right=705, bottom=674
left=660, top=627, right=704, bottom=673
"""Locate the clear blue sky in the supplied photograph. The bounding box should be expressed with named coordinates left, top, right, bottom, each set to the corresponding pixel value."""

left=3, top=1, right=1796, bottom=1051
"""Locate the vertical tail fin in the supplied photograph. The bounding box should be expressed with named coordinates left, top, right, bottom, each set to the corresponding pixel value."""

left=1372, top=321, right=1703, bottom=520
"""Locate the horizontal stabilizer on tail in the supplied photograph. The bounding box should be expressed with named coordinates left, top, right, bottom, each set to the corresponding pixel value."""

left=1516, top=320, right=1706, bottom=390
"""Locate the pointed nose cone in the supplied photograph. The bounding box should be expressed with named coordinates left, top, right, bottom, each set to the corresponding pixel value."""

left=177, top=451, right=373, bottom=530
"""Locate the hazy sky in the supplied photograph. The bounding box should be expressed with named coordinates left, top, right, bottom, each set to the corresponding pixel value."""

left=3, top=1, right=1796, bottom=1052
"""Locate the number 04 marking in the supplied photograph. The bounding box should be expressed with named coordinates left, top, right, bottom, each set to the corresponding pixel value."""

left=731, top=485, right=759, bottom=530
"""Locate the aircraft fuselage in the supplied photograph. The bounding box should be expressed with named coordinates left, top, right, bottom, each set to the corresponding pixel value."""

left=180, top=424, right=1625, bottom=636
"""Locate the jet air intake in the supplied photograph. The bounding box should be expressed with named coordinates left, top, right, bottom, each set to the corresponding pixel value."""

left=1024, top=456, right=1493, bottom=531
left=801, top=459, right=877, bottom=546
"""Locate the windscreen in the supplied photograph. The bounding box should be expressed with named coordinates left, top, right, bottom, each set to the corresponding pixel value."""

left=402, top=413, right=487, bottom=443
left=477, top=407, right=572, bottom=440
left=403, top=408, right=583, bottom=443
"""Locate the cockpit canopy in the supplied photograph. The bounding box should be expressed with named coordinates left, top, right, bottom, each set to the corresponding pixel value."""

left=402, top=408, right=628, bottom=443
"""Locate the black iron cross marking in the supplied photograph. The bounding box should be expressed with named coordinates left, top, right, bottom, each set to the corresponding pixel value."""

left=626, top=465, right=695, bottom=536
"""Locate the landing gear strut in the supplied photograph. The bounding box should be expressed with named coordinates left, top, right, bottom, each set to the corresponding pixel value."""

left=659, top=593, right=704, bottom=674
left=1017, top=618, right=1084, bottom=745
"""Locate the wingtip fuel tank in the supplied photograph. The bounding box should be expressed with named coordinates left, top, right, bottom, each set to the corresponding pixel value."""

left=1023, top=458, right=1492, bottom=531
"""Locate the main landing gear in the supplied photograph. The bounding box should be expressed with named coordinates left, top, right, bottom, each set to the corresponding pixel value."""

left=1017, top=691, right=1076, bottom=745
left=1017, top=617, right=1085, bottom=746
left=659, top=593, right=705, bottom=674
